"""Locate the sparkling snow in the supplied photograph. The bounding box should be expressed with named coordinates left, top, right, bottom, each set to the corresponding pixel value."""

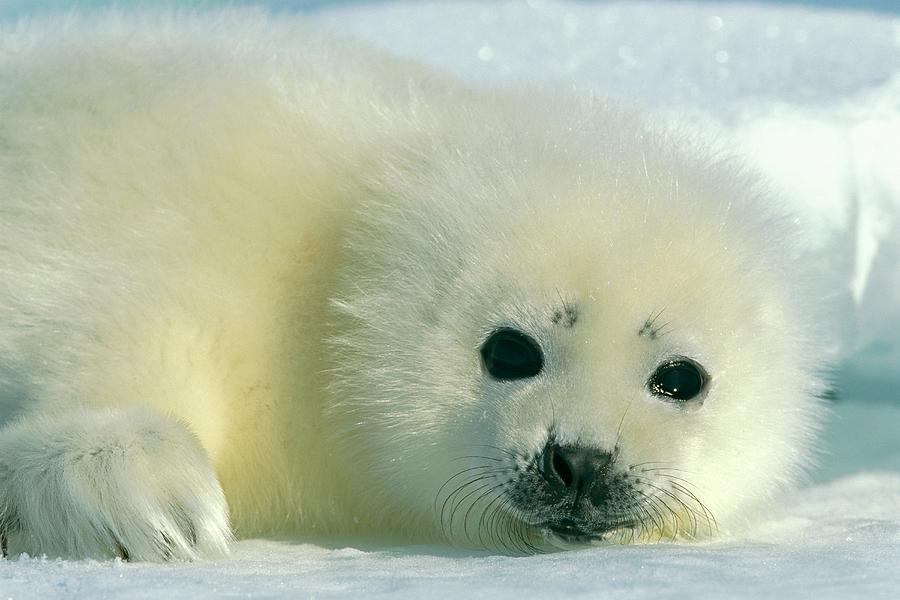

left=1, top=1, right=899, bottom=598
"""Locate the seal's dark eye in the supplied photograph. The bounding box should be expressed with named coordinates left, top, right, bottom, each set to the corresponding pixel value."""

left=648, top=359, right=707, bottom=402
left=481, top=328, right=544, bottom=381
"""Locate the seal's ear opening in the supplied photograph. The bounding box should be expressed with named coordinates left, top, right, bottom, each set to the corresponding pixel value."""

left=480, top=328, right=544, bottom=380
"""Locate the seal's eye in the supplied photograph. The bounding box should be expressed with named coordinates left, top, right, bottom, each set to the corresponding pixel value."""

left=481, top=328, right=544, bottom=381
left=648, top=359, right=707, bottom=402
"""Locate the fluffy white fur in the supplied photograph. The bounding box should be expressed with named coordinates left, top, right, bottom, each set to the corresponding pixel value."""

left=0, top=9, right=825, bottom=560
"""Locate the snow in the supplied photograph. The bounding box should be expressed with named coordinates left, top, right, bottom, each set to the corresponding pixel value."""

left=2, top=0, right=899, bottom=598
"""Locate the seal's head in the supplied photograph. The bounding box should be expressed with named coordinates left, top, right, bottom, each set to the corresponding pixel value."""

left=327, top=96, right=825, bottom=551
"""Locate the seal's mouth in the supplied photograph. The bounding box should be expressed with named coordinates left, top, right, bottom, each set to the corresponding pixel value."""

left=537, top=517, right=638, bottom=543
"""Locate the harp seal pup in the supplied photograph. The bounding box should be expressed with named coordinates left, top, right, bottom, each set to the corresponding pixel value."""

left=0, top=9, right=825, bottom=560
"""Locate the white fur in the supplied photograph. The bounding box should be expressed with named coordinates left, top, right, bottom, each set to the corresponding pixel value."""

left=0, top=9, right=826, bottom=560
left=0, top=406, right=230, bottom=560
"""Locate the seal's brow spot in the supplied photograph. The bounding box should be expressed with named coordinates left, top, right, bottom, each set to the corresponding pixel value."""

left=563, top=305, right=578, bottom=328
left=551, top=304, right=578, bottom=328
left=638, top=309, right=669, bottom=340
left=638, top=321, right=658, bottom=340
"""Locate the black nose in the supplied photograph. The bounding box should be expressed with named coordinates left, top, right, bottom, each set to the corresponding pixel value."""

left=541, top=441, right=613, bottom=503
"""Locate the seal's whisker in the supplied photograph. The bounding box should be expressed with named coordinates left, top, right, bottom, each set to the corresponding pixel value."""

left=492, top=499, right=521, bottom=554
left=438, top=469, right=509, bottom=538
left=617, top=487, right=644, bottom=541
left=517, top=520, right=542, bottom=555
left=435, top=465, right=498, bottom=512
left=636, top=476, right=714, bottom=539
left=664, top=479, right=718, bottom=535
left=613, top=399, right=635, bottom=451
left=464, top=482, right=505, bottom=545
left=631, top=486, right=666, bottom=538
left=633, top=498, right=655, bottom=543
left=630, top=461, right=695, bottom=473
left=636, top=477, right=698, bottom=536
left=448, top=480, right=498, bottom=535
left=477, top=484, right=508, bottom=548
left=464, top=445, right=519, bottom=460
left=496, top=501, right=541, bottom=556
left=647, top=472, right=716, bottom=532
left=489, top=497, right=515, bottom=553
left=642, top=470, right=702, bottom=489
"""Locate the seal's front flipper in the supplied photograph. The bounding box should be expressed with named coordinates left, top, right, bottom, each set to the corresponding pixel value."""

left=0, top=405, right=232, bottom=561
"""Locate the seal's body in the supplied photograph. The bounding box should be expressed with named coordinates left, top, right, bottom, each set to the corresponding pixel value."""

left=0, top=10, right=824, bottom=560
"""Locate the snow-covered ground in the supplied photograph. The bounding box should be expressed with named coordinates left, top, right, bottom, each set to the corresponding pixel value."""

left=1, top=1, right=899, bottom=598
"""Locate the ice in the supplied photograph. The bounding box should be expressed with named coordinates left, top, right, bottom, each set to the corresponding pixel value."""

left=1, top=1, right=899, bottom=598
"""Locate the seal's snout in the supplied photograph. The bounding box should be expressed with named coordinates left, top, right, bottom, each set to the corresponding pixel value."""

left=510, top=440, right=637, bottom=541
left=540, top=441, right=613, bottom=506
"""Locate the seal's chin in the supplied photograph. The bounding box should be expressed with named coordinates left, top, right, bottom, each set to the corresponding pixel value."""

left=537, top=518, right=637, bottom=544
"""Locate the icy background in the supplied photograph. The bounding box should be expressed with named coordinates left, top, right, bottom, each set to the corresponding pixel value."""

left=1, top=0, right=899, bottom=598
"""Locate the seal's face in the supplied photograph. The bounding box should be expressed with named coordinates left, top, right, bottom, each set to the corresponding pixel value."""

left=417, top=196, right=815, bottom=550
left=477, top=325, right=711, bottom=545
left=468, top=317, right=715, bottom=547
left=328, top=112, right=823, bottom=551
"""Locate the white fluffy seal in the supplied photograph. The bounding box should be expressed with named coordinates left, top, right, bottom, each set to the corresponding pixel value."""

left=0, top=9, right=825, bottom=560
